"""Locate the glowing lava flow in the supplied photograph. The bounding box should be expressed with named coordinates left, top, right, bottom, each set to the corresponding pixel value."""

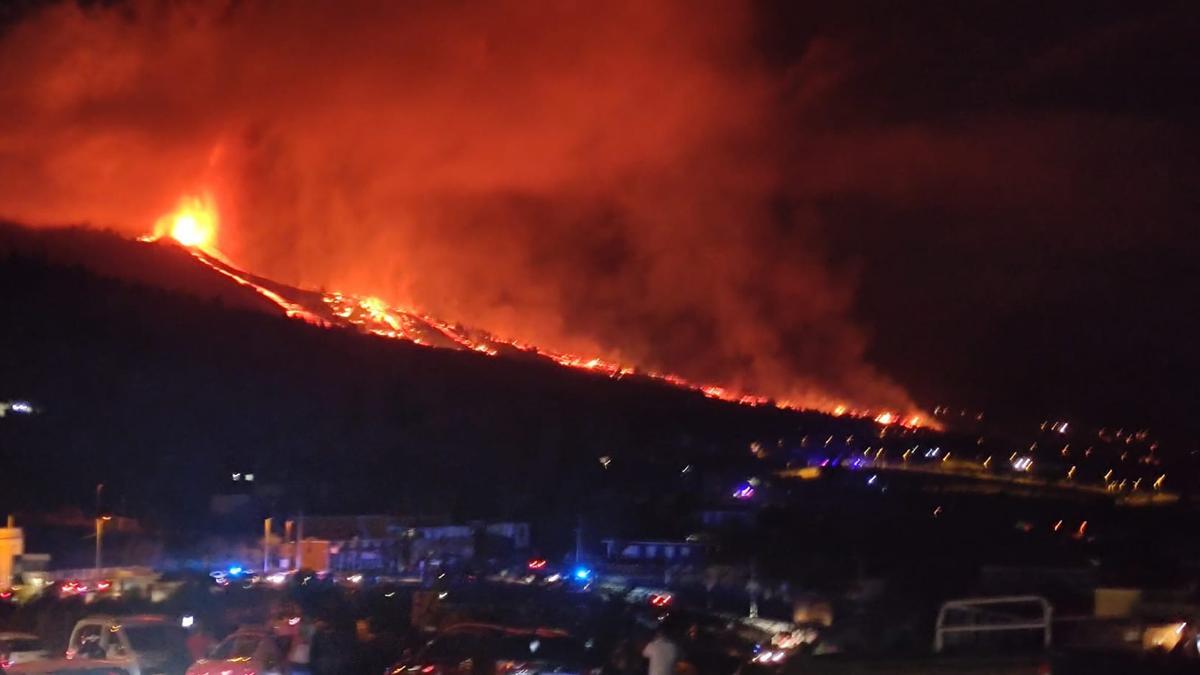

left=143, top=194, right=929, bottom=427
left=143, top=193, right=325, bottom=325
left=311, top=291, right=924, bottom=425
left=190, top=253, right=327, bottom=326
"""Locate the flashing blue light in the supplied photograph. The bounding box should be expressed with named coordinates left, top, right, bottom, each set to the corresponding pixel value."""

left=228, top=566, right=244, bottom=576
left=573, top=566, right=593, bottom=581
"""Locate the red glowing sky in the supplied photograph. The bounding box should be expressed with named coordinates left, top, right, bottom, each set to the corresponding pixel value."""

left=1, top=1, right=1197, bottom=428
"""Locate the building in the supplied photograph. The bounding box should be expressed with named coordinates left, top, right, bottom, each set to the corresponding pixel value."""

left=602, top=538, right=710, bottom=565
left=0, top=525, right=23, bottom=588
left=290, top=515, right=530, bottom=573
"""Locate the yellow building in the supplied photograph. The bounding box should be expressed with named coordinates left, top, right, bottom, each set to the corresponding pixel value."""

left=0, top=526, right=25, bottom=588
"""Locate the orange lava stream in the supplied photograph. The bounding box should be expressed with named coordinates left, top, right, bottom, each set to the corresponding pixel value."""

left=143, top=193, right=930, bottom=428
left=309, top=289, right=914, bottom=422
left=188, top=250, right=328, bottom=327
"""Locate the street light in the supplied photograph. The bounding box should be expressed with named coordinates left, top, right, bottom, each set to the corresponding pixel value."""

left=263, top=517, right=272, bottom=573
left=95, top=515, right=112, bottom=573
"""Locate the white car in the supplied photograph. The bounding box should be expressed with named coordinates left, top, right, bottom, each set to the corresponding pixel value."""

left=0, top=632, right=48, bottom=668
left=66, top=615, right=188, bottom=675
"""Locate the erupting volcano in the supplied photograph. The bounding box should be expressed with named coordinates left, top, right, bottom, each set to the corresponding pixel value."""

left=141, top=193, right=229, bottom=267
left=153, top=194, right=219, bottom=251
left=140, top=193, right=926, bottom=427
left=0, top=1, right=928, bottom=426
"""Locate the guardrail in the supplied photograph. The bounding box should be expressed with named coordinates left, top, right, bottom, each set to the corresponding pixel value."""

left=934, top=595, right=1053, bottom=653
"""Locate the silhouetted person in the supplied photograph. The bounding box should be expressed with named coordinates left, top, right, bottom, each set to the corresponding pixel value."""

left=642, top=628, right=679, bottom=675
left=186, top=620, right=217, bottom=661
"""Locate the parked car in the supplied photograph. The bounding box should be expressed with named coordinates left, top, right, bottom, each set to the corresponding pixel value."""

left=66, top=615, right=189, bottom=675
left=0, top=632, right=49, bottom=668
left=3, top=657, right=137, bottom=674
left=184, top=627, right=286, bottom=675
left=386, top=623, right=600, bottom=675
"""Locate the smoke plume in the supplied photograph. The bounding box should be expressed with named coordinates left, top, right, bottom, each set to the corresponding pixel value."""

left=0, top=0, right=915, bottom=411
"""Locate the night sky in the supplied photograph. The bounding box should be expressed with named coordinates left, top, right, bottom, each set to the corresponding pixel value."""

left=758, top=0, right=1200, bottom=436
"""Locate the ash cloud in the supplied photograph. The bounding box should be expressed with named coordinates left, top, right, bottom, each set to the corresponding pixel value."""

left=0, top=1, right=918, bottom=410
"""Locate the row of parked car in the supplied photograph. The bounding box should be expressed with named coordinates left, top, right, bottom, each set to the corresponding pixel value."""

left=0, top=614, right=291, bottom=675
left=385, top=622, right=600, bottom=675
left=0, top=614, right=192, bottom=675
left=1, top=615, right=601, bottom=675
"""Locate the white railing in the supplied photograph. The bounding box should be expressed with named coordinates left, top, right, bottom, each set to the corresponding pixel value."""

left=934, top=595, right=1053, bottom=653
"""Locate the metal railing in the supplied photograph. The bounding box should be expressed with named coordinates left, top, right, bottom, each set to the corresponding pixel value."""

left=933, top=595, right=1053, bottom=653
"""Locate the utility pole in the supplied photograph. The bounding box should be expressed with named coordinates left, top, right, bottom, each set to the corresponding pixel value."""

left=94, top=515, right=111, bottom=573
left=263, top=517, right=272, bottom=573
left=747, top=559, right=760, bottom=619
left=284, top=520, right=294, bottom=570
left=295, top=512, right=304, bottom=570
left=94, top=483, right=109, bottom=576
left=574, top=515, right=583, bottom=564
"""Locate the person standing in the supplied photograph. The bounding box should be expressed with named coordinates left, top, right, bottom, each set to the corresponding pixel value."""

left=288, top=621, right=314, bottom=675
left=185, top=620, right=217, bottom=661
left=608, top=637, right=635, bottom=675
left=642, top=628, right=680, bottom=675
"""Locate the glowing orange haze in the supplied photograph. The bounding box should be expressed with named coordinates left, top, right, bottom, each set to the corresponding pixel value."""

left=0, top=1, right=925, bottom=420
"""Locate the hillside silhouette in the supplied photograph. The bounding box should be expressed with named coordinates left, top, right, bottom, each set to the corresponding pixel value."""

left=0, top=223, right=865, bottom=545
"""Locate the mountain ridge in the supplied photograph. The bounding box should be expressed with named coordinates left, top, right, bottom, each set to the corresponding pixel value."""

left=1, top=221, right=866, bottom=535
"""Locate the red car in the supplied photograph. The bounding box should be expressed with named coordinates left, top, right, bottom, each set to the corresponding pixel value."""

left=387, top=624, right=600, bottom=675
left=185, top=628, right=286, bottom=675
